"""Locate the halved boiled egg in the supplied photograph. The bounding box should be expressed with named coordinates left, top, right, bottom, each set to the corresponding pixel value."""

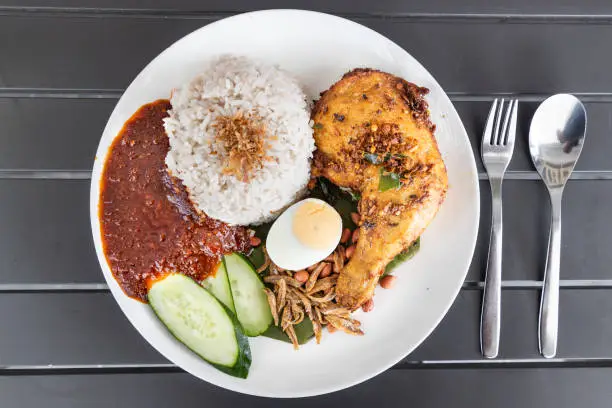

left=266, top=198, right=343, bottom=271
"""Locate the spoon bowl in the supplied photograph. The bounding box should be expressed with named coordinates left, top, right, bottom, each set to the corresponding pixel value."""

left=529, top=94, right=587, bottom=189
left=529, top=94, right=587, bottom=358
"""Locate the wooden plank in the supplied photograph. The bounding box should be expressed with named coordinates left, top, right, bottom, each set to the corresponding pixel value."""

left=0, top=289, right=611, bottom=365
left=2, top=16, right=612, bottom=93
left=0, top=98, right=114, bottom=169
left=2, top=99, right=611, bottom=172
left=454, top=101, right=612, bottom=173
left=560, top=180, right=612, bottom=282
left=0, top=292, right=165, bottom=365
left=0, top=179, right=101, bottom=283
left=478, top=180, right=612, bottom=282
left=410, top=288, right=612, bottom=361
left=2, top=178, right=611, bottom=284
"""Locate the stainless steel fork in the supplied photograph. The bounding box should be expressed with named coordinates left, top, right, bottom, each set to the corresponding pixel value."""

left=480, top=98, right=518, bottom=359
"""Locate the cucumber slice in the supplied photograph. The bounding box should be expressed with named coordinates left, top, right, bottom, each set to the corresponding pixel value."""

left=224, top=253, right=273, bottom=336
left=148, top=274, right=251, bottom=378
left=202, top=260, right=235, bottom=313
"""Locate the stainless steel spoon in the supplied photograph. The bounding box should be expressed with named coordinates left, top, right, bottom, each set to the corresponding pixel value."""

left=529, top=94, right=587, bottom=358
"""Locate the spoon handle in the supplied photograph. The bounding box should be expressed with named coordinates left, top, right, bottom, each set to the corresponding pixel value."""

left=539, top=190, right=562, bottom=358
left=481, top=178, right=503, bottom=359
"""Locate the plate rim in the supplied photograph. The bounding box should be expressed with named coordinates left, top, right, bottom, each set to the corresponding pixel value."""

left=89, top=9, right=480, bottom=398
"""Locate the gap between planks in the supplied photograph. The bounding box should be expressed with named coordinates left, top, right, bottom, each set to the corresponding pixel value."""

left=395, top=357, right=612, bottom=369
left=2, top=170, right=612, bottom=180
left=4, top=7, right=612, bottom=24
left=6, top=89, right=612, bottom=102
left=2, top=358, right=612, bottom=376
left=2, top=280, right=612, bottom=293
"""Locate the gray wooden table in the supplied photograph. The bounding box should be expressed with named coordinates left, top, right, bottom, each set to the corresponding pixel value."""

left=2, top=1, right=612, bottom=406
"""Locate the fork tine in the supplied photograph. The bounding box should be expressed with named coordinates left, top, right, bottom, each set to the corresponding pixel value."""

left=482, top=98, right=499, bottom=146
left=505, top=100, right=519, bottom=146
left=493, top=99, right=505, bottom=145
left=500, top=99, right=513, bottom=145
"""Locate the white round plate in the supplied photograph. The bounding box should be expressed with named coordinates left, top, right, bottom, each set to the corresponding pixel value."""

left=90, top=9, right=479, bottom=398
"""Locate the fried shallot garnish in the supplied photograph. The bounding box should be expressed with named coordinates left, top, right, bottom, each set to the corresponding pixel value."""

left=213, top=111, right=273, bottom=182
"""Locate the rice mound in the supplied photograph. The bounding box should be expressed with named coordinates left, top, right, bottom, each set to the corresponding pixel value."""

left=164, top=55, right=315, bottom=226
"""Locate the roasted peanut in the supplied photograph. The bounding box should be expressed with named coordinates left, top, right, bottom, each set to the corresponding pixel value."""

left=350, top=212, right=361, bottom=225
left=351, top=229, right=360, bottom=244
left=294, top=270, right=309, bottom=283
left=380, top=275, right=397, bottom=289
left=320, top=263, right=332, bottom=278
left=345, top=245, right=356, bottom=259
left=340, top=228, right=351, bottom=244
left=361, top=298, right=374, bottom=312
left=250, top=236, right=261, bottom=246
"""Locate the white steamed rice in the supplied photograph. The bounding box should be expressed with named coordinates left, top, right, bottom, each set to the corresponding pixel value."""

left=163, top=55, right=315, bottom=226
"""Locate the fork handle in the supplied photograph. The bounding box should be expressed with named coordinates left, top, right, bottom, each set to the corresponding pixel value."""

left=539, top=189, right=562, bottom=358
left=481, top=178, right=503, bottom=359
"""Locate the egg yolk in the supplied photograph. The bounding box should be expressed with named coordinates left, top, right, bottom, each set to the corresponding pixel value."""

left=292, top=201, right=340, bottom=250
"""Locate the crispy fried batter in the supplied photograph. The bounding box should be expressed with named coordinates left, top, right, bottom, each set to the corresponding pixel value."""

left=312, top=69, right=448, bottom=310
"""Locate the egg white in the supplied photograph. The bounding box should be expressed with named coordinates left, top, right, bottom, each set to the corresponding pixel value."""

left=265, top=198, right=342, bottom=271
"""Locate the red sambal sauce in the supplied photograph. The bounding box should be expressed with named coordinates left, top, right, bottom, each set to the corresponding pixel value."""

left=99, top=99, right=251, bottom=302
